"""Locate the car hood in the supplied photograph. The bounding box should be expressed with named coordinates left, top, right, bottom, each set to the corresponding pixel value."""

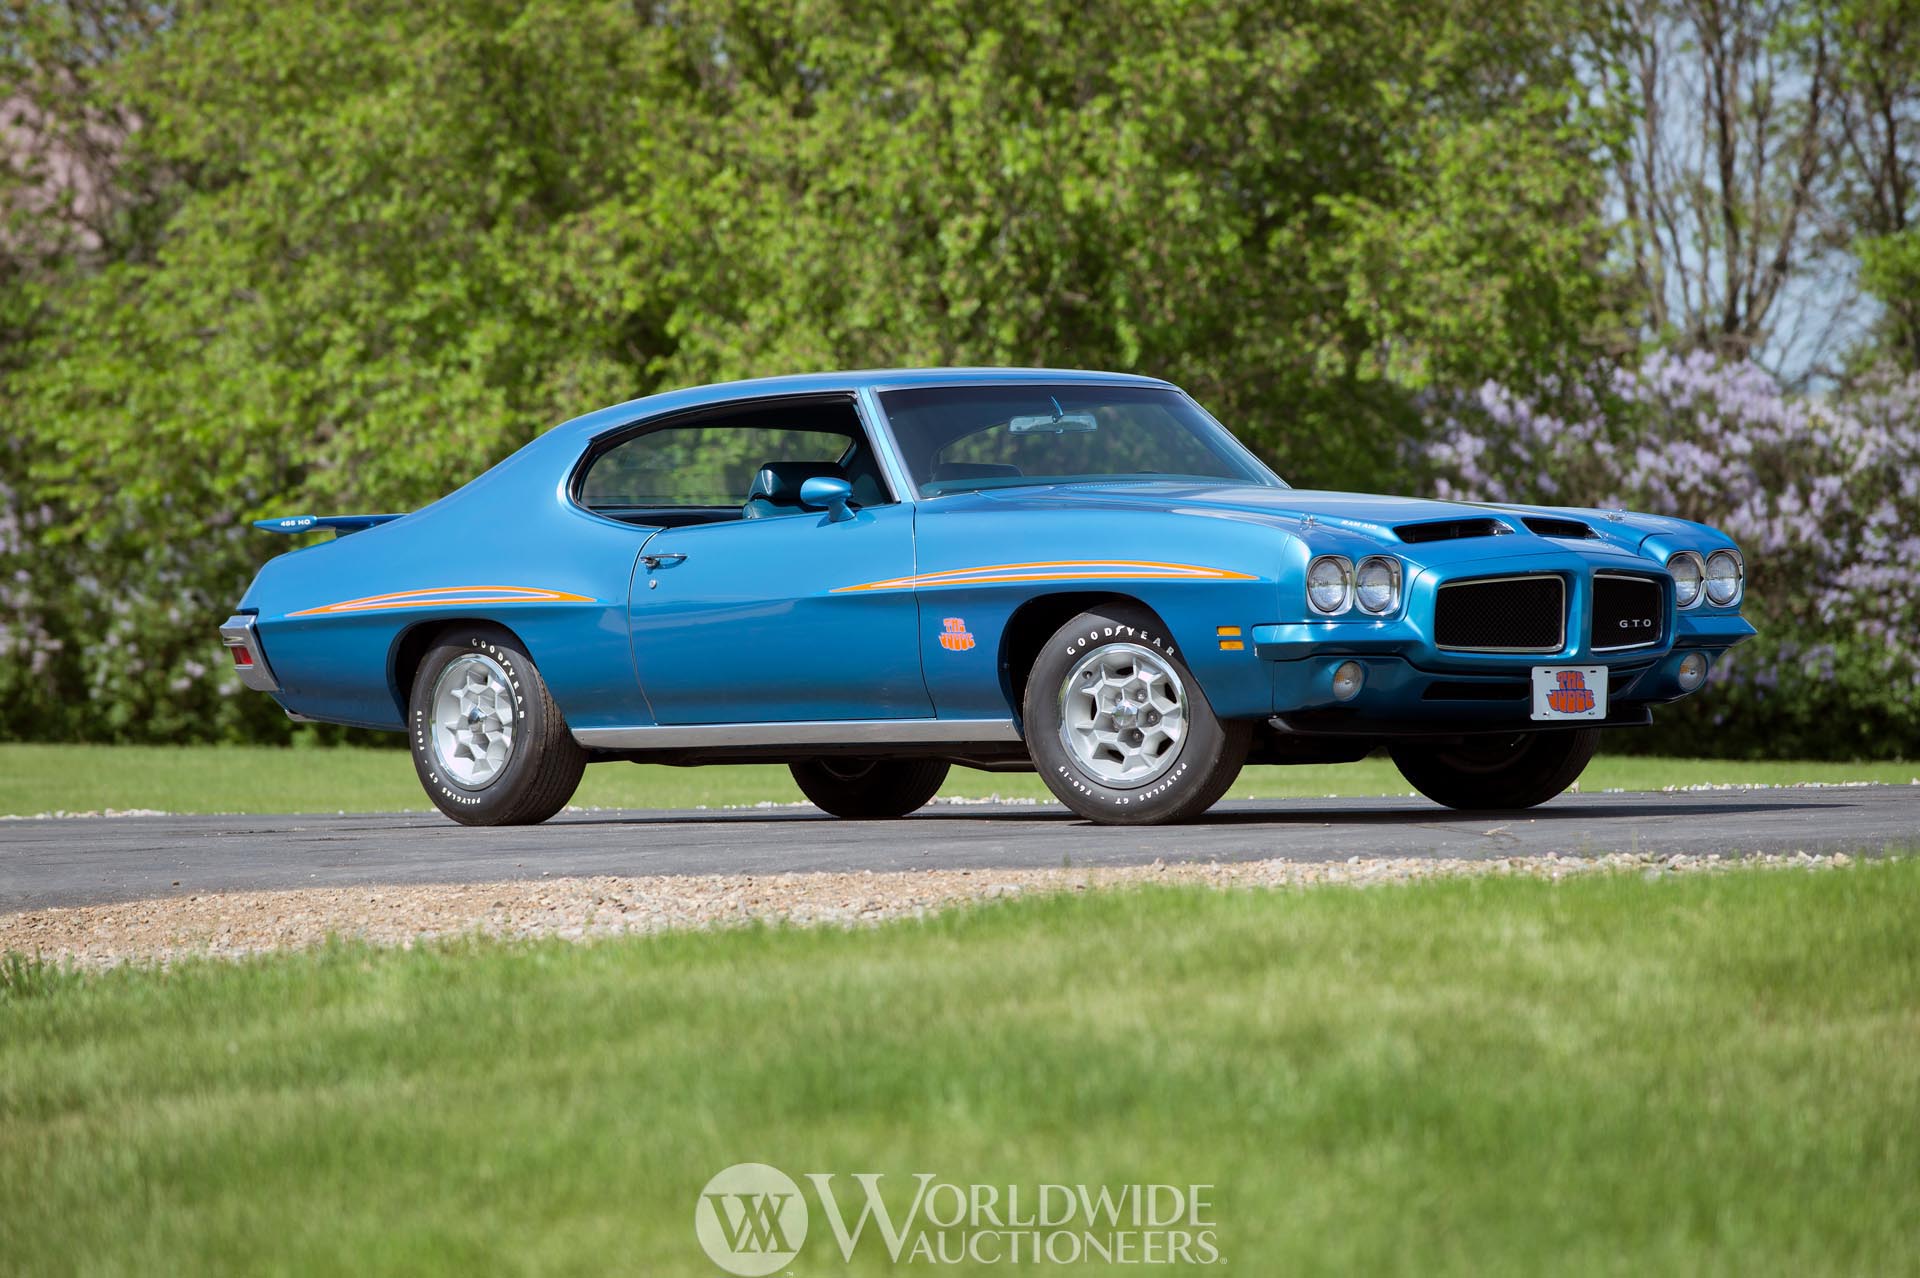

left=969, top=481, right=1683, bottom=561
left=974, top=481, right=1566, bottom=530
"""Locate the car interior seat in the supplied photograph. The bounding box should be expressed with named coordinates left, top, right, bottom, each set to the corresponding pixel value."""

left=838, top=439, right=891, bottom=509
left=741, top=461, right=851, bottom=520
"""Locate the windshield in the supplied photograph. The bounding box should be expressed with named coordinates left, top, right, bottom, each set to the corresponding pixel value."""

left=877, top=384, right=1284, bottom=497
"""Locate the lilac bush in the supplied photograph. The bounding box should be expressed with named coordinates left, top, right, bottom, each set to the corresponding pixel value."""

left=1425, top=352, right=1920, bottom=758
left=0, top=438, right=302, bottom=743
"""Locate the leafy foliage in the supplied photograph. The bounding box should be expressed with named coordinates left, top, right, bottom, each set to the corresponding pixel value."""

left=3, top=0, right=1625, bottom=743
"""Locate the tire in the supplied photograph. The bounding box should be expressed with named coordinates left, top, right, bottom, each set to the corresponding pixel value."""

left=1023, top=606, right=1250, bottom=824
left=790, top=758, right=950, bottom=819
left=408, top=626, right=587, bottom=826
left=1390, top=728, right=1600, bottom=811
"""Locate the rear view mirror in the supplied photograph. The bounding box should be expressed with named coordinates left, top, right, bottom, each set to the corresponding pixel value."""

left=1008, top=412, right=1098, bottom=435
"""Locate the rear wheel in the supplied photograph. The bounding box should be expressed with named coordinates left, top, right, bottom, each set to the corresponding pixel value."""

left=1023, top=606, right=1249, bottom=824
left=790, top=758, right=950, bottom=819
left=1390, top=728, right=1600, bottom=811
left=408, top=626, right=586, bottom=826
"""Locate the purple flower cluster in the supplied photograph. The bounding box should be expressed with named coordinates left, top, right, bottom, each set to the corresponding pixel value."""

left=0, top=475, right=63, bottom=680
left=1427, top=352, right=1920, bottom=709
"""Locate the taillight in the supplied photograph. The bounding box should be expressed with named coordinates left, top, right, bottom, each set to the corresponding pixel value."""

left=219, top=614, right=279, bottom=693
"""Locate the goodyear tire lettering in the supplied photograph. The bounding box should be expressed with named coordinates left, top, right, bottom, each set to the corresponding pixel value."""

left=1028, top=608, right=1246, bottom=824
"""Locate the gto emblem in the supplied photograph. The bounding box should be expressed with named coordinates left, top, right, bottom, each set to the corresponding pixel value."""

left=1618, top=618, right=1655, bottom=629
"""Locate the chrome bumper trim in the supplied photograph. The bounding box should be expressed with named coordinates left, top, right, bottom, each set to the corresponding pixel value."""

left=218, top=614, right=281, bottom=693
left=574, top=718, right=1021, bottom=750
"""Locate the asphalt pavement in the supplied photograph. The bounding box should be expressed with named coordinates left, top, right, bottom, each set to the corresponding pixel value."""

left=2, top=786, right=1915, bottom=911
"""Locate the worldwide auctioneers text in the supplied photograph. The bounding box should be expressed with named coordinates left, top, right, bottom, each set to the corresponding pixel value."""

left=694, top=1164, right=1224, bottom=1273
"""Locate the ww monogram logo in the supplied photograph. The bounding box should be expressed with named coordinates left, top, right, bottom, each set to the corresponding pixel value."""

left=695, top=1164, right=809, bottom=1276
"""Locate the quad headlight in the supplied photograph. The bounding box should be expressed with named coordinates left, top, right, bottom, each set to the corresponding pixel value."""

left=1307, top=555, right=1353, bottom=614
left=1668, top=551, right=1705, bottom=609
left=1704, top=550, right=1743, bottom=606
left=1355, top=556, right=1402, bottom=614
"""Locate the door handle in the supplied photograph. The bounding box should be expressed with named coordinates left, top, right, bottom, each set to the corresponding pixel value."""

left=641, top=552, right=687, bottom=570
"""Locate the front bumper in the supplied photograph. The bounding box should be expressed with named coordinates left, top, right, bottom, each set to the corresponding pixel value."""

left=1251, top=596, right=1754, bottom=733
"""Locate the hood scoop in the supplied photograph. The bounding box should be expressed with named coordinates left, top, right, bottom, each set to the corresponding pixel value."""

left=1395, top=517, right=1514, bottom=544
left=1519, top=515, right=1597, bottom=539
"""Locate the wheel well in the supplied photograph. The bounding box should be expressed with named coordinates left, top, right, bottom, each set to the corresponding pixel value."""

left=999, top=592, right=1171, bottom=721
left=388, top=617, right=529, bottom=719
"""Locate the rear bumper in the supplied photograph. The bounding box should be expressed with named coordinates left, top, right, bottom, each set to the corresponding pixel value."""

left=218, top=614, right=281, bottom=693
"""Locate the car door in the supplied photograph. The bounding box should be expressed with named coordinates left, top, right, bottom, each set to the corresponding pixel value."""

left=589, top=398, right=934, bottom=725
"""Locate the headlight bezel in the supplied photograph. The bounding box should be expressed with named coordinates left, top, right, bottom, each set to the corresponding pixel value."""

left=1306, top=554, right=1355, bottom=615
left=1704, top=549, right=1744, bottom=607
left=1354, top=555, right=1402, bottom=615
left=1667, top=550, right=1706, bottom=609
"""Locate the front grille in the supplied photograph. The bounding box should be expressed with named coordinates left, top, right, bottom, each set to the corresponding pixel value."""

left=1591, top=574, right=1664, bottom=652
left=1434, top=575, right=1566, bottom=652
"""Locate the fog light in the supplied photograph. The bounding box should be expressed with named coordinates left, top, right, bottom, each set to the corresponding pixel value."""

left=1332, top=660, right=1365, bottom=702
left=1677, top=651, right=1708, bottom=691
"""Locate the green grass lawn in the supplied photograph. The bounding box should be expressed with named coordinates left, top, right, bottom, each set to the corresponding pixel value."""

left=2, top=742, right=1914, bottom=816
left=3, top=862, right=1916, bottom=1275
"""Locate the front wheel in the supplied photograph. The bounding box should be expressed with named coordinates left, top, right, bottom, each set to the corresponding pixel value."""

left=1390, top=728, right=1600, bottom=811
left=1023, top=606, right=1249, bottom=824
left=790, top=758, right=950, bottom=818
left=408, top=626, right=587, bottom=826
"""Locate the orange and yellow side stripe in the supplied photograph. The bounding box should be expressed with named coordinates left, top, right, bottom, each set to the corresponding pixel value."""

left=288, top=585, right=594, bottom=617
left=833, top=560, right=1256, bottom=594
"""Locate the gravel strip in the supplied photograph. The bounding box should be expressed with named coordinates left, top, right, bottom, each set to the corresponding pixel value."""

left=0, top=850, right=1867, bottom=968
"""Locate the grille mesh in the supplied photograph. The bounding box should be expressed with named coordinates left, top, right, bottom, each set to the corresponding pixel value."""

left=1434, top=576, right=1565, bottom=651
left=1591, top=575, right=1664, bottom=651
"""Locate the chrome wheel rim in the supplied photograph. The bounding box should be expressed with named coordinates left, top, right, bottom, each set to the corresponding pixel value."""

left=1058, top=643, right=1187, bottom=789
left=430, top=654, right=516, bottom=789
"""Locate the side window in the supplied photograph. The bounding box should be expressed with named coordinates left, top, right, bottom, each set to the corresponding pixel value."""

left=578, top=399, right=888, bottom=526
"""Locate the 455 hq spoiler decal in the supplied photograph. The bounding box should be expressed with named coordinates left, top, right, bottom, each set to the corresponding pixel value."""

left=832, top=560, right=1259, bottom=593
left=288, top=585, right=595, bottom=617
left=254, top=513, right=406, bottom=537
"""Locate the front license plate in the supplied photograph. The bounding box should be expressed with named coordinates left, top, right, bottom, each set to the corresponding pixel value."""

left=1531, top=666, right=1607, bottom=721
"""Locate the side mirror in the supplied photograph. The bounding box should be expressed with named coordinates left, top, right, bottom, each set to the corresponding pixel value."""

left=799, top=476, right=855, bottom=523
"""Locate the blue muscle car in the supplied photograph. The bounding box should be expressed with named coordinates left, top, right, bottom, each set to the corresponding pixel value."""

left=221, top=369, right=1754, bottom=825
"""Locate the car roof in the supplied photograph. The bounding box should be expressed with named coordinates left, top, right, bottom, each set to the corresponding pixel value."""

left=546, top=367, right=1177, bottom=445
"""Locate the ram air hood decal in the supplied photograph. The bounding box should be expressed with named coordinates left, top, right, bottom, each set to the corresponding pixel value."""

left=971, top=482, right=1666, bottom=559
left=976, top=483, right=1498, bottom=532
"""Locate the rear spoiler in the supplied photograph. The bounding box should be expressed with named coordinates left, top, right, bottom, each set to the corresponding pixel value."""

left=253, top=513, right=405, bottom=538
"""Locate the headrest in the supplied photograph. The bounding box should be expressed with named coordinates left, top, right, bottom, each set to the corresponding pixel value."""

left=746, top=461, right=848, bottom=506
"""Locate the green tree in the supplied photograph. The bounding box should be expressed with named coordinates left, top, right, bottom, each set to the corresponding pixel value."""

left=7, top=0, right=1629, bottom=742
